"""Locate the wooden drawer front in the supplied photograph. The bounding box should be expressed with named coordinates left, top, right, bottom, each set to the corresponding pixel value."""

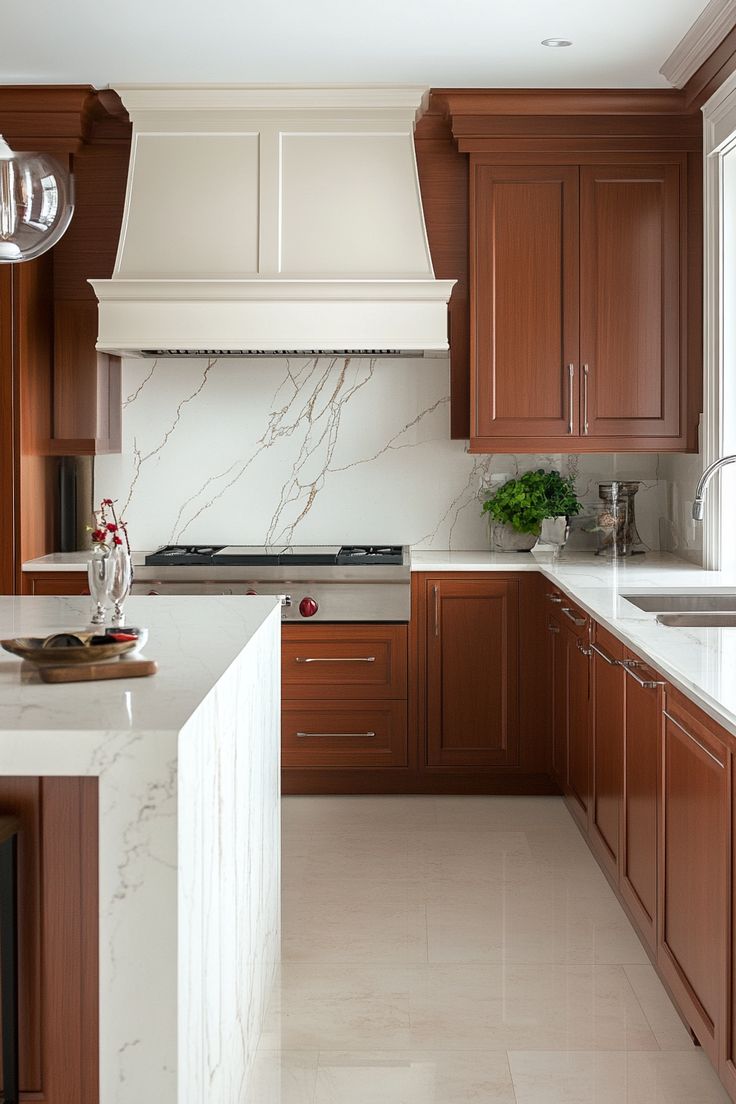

left=25, top=572, right=90, bottom=596
left=282, top=701, right=407, bottom=768
left=282, top=624, right=407, bottom=700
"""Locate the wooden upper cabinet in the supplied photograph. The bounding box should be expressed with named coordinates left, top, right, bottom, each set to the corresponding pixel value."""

left=580, top=162, right=683, bottom=442
left=468, top=155, right=692, bottom=453
left=424, top=576, right=520, bottom=769
left=471, top=164, right=579, bottom=442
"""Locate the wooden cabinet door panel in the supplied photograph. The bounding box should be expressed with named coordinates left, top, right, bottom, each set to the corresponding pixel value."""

left=282, top=624, right=407, bottom=700
left=566, top=627, right=590, bottom=825
left=621, top=655, right=661, bottom=951
left=659, top=693, right=728, bottom=1063
left=590, top=626, right=625, bottom=879
left=426, top=577, right=519, bottom=768
left=548, top=613, right=567, bottom=785
left=580, top=162, right=682, bottom=440
left=282, top=701, right=407, bottom=768
left=0, top=777, right=98, bottom=1103
left=472, top=163, right=579, bottom=440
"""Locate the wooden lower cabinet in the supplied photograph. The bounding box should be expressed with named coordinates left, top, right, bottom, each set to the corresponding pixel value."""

left=589, top=625, right=625, bottom=881
left=0, top=777, right=98, bottom=1103
left=620, top=651, right=662, bottom=953
left=425, top=576, right=519, bottom=768
left=547, top=610, right=566, bottom=785
left=22, top=571, right=90, bottom=595
left=281, top=622, right=409, bottom=783
left=565, top=622, right=590, bottom=826
left=658, top=690, right=729, bottom=1066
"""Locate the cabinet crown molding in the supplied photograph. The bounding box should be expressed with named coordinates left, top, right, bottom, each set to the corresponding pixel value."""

left=660, top=0, right=736, bottom=89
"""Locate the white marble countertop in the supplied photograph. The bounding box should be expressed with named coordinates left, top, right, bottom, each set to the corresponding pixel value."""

left=22, top=551, right=147, bottom=571
left=0, top=593, right=279, bottom=735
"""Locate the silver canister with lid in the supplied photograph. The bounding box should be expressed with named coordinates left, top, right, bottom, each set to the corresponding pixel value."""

left=595, top=481, right=645, bottom=558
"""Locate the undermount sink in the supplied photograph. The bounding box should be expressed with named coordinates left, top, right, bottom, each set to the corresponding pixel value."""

left=622, top=592, right=736, bottom=613
left=655, top=613, right=736, bottom=627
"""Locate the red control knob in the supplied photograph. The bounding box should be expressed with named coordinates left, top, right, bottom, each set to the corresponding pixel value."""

left=299, top=596, right=319, bottom=618
left=245, top=589, right=257, bottom=596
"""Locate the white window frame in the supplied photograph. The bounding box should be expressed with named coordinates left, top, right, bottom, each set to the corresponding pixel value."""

left=703, top=70, right=736, bottom=568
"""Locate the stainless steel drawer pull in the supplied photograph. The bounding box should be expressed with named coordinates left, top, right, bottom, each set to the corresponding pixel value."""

left=547, top=592, right=563, bottom=604
left=623, top=660, right=665, bottom=690
left=294, top=656, right=376, bottom=664
left=663, top=711, right=725, bottom=769
left=561, top=606, right=586, bottom=626
left=296, top=731, right=376, bottom=739
left=567, top=363, right=574, bottom=435
left=589, top=642, right=622, bottom=666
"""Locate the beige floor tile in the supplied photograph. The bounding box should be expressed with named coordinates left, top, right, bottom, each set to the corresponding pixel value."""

left=623, top=965, right=696, bottom=1050
left=267, top=797, right=726, bottom=1102
left=248, top=1051, right=318, bottom=1104
left=262, top=962, right=657, bottom=1052
left=508, top=1050, right=730, bottom=1103
left=282, top=795, right=439, bottom=835
left=426, top=879, right=649, bottom=965
left=282, top=881, right=428, bottom=963
left=314, top=1051, right=516, bottom=1103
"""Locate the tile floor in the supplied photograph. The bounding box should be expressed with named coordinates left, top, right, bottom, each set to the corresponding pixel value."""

left=252, top=796, right=729, bottom=1103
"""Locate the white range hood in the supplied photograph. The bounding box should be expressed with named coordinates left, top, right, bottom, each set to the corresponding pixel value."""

left=91, top=85, right=455, bottom=357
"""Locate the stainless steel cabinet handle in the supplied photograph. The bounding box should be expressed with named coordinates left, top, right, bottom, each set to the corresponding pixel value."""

left=433, top=584, right=440, bottom=638
left=294, top=656, right=376, bottom=664
left=562, top=606, right=586, bottom=626
left=623, top=660, right=665, bottom=689
left=576, top=637, right=592, bottom=656
left=547, top=592, right=563, bottom=604
left=296, top=731, right=376, bottom=739
left=663, top=711, right=725, bottom=769
left=567, top=363, right=575, bottom=434
left=582, top=364, right=589, bottom=435
left=589, top=642, right=623, bottom=666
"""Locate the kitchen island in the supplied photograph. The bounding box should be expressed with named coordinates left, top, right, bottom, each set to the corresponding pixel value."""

left=0, top=594, right=281, bottom=1104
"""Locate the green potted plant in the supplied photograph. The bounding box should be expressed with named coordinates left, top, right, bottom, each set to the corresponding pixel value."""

left=481, top=469, right=582, bottom=552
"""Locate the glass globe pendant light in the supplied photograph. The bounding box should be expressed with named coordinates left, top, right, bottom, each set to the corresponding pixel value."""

left=0, top=135, right=74, bottom=262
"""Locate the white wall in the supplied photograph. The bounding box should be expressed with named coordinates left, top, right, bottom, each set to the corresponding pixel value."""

left=95, top=355, right=671, bottom=553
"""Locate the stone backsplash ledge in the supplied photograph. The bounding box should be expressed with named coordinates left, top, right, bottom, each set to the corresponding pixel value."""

left=94, top=355, right=695, bottom=555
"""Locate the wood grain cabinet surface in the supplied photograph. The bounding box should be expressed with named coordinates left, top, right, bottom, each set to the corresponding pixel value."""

left=281, top=623, right=409, bottom=774
left=619, top=650, right=662, bottom=953
left=589, top=624, right=625, bottom=882
left=424, top=576, right=520, bottom=769
left=0, top=777, right=98, bottom=1104
left=469, top=156, right=693, bottom=453
left=658, top=689, right=729, bottom=1066
left=23, top=571, right=90, bottom=595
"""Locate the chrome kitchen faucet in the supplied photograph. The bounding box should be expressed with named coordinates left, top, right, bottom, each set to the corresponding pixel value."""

left=692, top=454, right=736, bottom=521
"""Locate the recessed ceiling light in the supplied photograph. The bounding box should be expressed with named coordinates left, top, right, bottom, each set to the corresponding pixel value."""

left=542, top=37, right=573, bottom=48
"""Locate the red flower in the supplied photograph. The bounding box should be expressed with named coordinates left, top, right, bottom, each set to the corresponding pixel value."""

left=91, top=529, right=107, bottom=543
left=113, top=535, right=123, bottom=545
left=102, top=498, right=113, bottom=506
left=106, top=522, right=118, bottom=532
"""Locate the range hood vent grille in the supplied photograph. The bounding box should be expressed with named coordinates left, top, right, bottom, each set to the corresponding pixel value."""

left=140, top=348, right=421, bottom=358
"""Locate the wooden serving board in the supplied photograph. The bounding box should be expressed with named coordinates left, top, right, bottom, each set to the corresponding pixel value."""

left=39, top=660, right=158, bottom=684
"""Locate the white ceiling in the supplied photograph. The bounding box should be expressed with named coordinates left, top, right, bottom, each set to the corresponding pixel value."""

left=0, top=0, right=709, bottom=88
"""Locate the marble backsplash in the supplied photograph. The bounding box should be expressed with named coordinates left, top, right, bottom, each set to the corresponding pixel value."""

left=94, top=355, right=678, bottom=554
